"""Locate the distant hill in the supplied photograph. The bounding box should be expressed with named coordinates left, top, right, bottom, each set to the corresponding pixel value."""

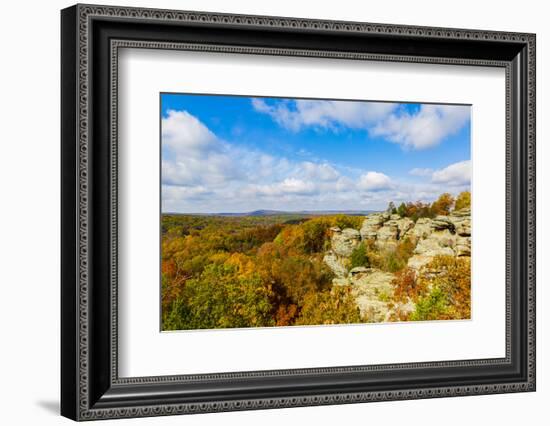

left=165, top=209, right=380, bottom=217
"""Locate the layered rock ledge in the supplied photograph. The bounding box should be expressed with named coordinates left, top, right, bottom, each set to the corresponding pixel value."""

left=323, top=208, right=471, bottom=321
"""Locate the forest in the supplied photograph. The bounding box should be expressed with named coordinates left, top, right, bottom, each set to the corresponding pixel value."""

left=161, top=191, right=471, bottom=330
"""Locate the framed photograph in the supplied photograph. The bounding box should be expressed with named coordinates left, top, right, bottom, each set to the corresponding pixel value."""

left=61, top=4, right=536, bottom=421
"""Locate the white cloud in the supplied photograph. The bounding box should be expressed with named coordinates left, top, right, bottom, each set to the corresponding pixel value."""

left=161, top=109, right=241, bottom=186
left=162, top=109, right=217, bottom=153
left=431, top=160, right=471, bottom=185
left=252, top=100, right=470, bottom=152
left=162, top=109, right=290, bottom=187
left=301, top=161, right=340, bottom=181
left=162, top=185, right=212, bottom=202
left=357, top=171, right=393, bottom=191
left=249, top=178, right=319, bottom=197
left=409, top=167, right=434, bottom=177
left=161, top=109, right=348, bottom=211
left=161, top=108, right=470, bottom=213
left=372, top=104, right=470, bottom=150
left=251, top=98, right=397, bottom=132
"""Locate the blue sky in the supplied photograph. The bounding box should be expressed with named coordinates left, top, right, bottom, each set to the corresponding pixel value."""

left=161, top=93, right=471, bottom=213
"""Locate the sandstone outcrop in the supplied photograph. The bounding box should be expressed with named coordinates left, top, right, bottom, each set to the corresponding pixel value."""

left=322, top=251, right=348, bottom=278
left=322, top=227, right=361, bottom=278
left=348, top=268, right=395, bottom=322
left=359, top=213, right=387, bottom=240
left=407, top=208, right=471, bottom=271
left=323, top=207, right=471, bottom=322
left=331, top=227, right=361, bottom=257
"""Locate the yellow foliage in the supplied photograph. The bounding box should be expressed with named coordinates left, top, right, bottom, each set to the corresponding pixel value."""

left=455, top=191, right=471, bottom=210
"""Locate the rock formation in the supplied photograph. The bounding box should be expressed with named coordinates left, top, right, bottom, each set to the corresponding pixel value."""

left=348, top=267, right=395, bottom=322
left=406, top=208, right=471, bottom=271
left=322, top=227, right=361, bottom=279
left=323, top=208, right=471, bottom=322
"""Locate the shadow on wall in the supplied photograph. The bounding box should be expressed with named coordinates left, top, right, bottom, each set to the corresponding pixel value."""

left=35, top=400, right=59, bottom=416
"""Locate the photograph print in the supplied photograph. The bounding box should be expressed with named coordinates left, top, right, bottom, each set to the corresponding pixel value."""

left=160, top=93, right=472, bottom=331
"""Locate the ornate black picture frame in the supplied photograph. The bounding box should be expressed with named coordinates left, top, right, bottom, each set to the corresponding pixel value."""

left=61, top=4, right=536, bottom=421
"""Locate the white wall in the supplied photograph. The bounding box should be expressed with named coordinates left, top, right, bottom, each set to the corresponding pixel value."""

left=0, top=0, right=546, bottom=424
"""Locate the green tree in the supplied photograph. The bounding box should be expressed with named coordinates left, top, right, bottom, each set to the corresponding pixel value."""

left=397, top=202, right=407, bottom=217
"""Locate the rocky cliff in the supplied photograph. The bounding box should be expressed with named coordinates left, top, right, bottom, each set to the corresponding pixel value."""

left=323, top=209, right=471, bottom=321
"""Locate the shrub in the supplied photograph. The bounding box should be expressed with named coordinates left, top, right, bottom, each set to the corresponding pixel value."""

left=368, top=238, right=415, bottom=273
left=331, top=214, right=363, bottom=231
left=350, top=243, right=369, bottom=269
left=411, top=255, right=471, bottom=321
left=410, top=287, right=449, bottom=321
left=392, top=267, right=425, bottom=303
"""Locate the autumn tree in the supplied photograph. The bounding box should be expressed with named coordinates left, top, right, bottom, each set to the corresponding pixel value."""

left=431, top=193, right=455, bottom=216
left=411, top=255, right=471, bottom=321
left=162, top=264, right=274, bottom=330
left=296, top=286, right=362, bottom=325
left=454, top=191, right=471, bottom=210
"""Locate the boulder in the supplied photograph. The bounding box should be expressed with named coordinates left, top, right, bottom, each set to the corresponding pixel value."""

left=349, top=266, right=369, bottom=276
left=375, top=220, right=399, bottom=249
left=431, top=215, right=454, bottom=231
left=451, top=207, right=470, bottom=218
left=360, top=213, right=387, bottom=241
left=413, top=229, right=455, bottom=257
left=449, top=209, right=471, bottom=236
left=455, top=236, right=471, bottom=256
left=349, top=269, right=395, bottom=322
left=396, top=217, right=415, bottom=238
left=323, top=251, right=348, bottom=278
left=332, top=277, right=351, bottom=287
left=377, top=222, right=399, bottom=240
left=331, top=228, right=361, bottom=257
left=407, top=218, right=433, bottom=242
left=407, top=229, right=456, bottom=271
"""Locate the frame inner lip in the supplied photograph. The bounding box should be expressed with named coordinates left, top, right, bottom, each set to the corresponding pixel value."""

left=110, top=38, right=513, bottom=384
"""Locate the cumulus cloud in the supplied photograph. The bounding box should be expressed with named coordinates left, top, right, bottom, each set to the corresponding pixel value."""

left=357, top=171, right=393, bottom=191
left=162, top=109, right=349, bottom=212
left=372, top=104, right=470, bottom=150
left=162, top=185, right=212, bottom=202
left=162, top=109, right=217, bottom=154
left=253, top=99, right=470, bottom=152
left=409, top=167, right=434, bottom=177
left=301, top=161, right=340, bottom=181
left=161, top=109, right=242, bottom=186
left=251, top=98, right=397, bottom=132
left=161, top=108, right=470, bottom=213
left=431, top=160, right=471, bottom=185
left=248, top=178, right=319, bottom=197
